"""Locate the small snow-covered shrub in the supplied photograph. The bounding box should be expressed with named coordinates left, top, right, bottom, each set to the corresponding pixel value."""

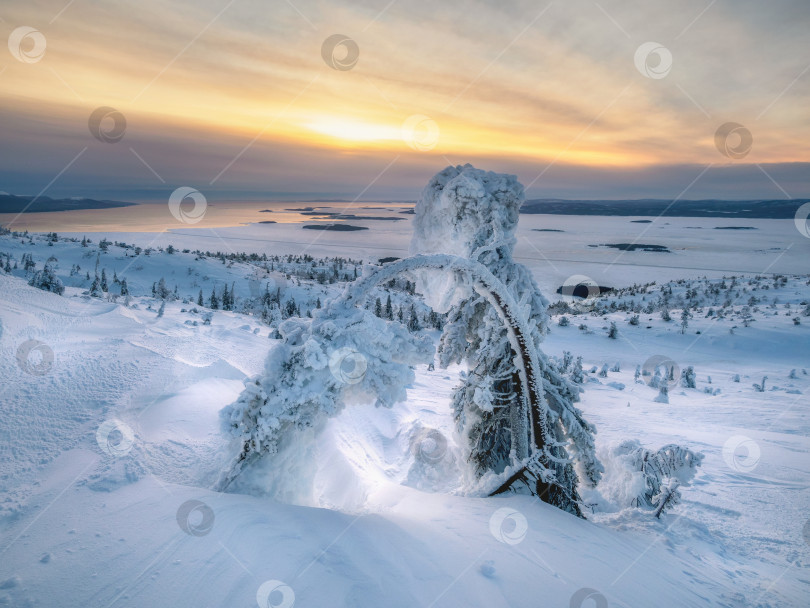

left=571, top=357, right=584, bottom=384
left=681, top=366, right=696, bottom=389
left=654, top=383, right=669, bottom=404
left=29, top=263, right=64, bottom=295
left=599, top=440, right=703, bottom=516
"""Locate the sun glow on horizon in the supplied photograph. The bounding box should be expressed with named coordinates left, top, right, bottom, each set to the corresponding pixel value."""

left=303, top=118, right=402, bottom=143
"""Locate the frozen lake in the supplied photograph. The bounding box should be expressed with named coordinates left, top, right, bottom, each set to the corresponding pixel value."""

left=5, top=205, right=801, bottom=298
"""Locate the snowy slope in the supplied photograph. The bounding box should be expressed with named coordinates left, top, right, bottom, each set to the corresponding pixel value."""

left=1, top=232, right=809, bottom=607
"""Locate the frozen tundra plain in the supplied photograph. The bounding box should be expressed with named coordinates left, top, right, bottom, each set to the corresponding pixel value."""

left=0, top=210, right=809, bottom=607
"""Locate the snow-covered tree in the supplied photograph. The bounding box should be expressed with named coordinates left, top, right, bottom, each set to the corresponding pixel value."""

left=407, top=304, right=421, bottom=332
left=571, top=356, right=584, bottom=384
left=681, top=366, right=696, bottom=389
left=29, top=262, right=64, bottom=295
left=218, top=165, right=603, bottom=516
left=156, top=277, right=171, bottom=300
left=410, top=165, right=601, bottom=515
left=680, top=308, right=691, bottom=334
left=89, top=274, right=102, bottom=297
left=217, top=302, right=434, bottom=494
left=224, top=282, right=235, bottom=310
left=222, top=284, right=231, bottom=310
left=649, top=367, right=662, bottom=388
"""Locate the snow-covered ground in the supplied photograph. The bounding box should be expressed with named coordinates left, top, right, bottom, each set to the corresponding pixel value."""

left=1, top=218, right=809, bottom=607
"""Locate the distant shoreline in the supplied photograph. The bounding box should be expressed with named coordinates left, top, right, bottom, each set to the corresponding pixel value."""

left=521, top=198, right=808, bottom=219
left=3, top=193, right=808, bottom=223
left=0, top=194, right=137, bottom=214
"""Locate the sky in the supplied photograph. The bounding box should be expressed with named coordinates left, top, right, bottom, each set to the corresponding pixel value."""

left=1, top=0, right=809, bottom=202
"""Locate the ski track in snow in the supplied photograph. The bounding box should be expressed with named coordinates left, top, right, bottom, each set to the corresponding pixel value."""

left=0, top=229, right=809, bottom=607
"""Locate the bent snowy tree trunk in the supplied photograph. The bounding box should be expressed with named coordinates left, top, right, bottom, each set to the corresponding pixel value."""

left=484, top=288, right=582, bottom=516
left=336, top=254, right=586, bottom=516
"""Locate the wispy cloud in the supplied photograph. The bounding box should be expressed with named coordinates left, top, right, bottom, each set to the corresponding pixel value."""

left=1, top=0, right=808, bottom=199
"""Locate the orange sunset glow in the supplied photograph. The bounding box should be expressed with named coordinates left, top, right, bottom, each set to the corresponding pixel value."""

left=1, top=0, right=808, bottom=200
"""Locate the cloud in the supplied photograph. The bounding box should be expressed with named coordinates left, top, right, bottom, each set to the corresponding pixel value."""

left=0, top=0, right=808, bottom=199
